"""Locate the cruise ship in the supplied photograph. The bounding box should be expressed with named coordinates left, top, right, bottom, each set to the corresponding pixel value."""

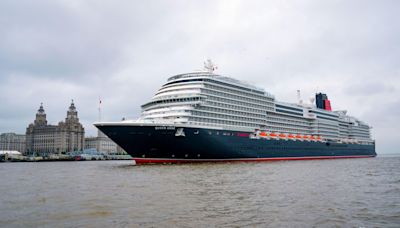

left=95, top=60, right=376, bottom=163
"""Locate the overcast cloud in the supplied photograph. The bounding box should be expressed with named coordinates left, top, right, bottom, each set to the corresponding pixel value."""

left=0, top=0, right=399, bottom=154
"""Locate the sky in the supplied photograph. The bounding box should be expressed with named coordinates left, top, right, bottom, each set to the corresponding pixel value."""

left=0, top=0, right=399, bottom=154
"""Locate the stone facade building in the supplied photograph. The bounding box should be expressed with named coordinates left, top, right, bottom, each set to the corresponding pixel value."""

left=84, top=130, right=128, bottom=155
left=84, top=130, right=120, bottom=154
left=84, top=136, right=98, bottom=151
left=26, top=101, right=85, bottom=155
left=0, top=133, right=26, bottom=153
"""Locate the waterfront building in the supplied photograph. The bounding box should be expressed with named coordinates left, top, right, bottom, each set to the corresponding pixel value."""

left=0, top=133, right=26, bottom=154
left=85, top=130, right=126, bottom=155
left=25, top=101, right=85, bottom=155
left=84, top=136, right=98, bottom=151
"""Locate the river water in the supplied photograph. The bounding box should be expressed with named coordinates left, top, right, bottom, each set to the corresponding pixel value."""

left=0, top=156, right=399, bottom=227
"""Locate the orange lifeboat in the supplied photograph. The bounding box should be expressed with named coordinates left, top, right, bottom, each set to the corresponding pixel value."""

left=296, top=134, right=303, bottom=140
left=310, top=135, right=316, bottom=141
left=278, top=133, right=287, bottom=139
left=303, top=135, right=310, bottom=140
left=317, top=136, right=322, bottom=141
left=270, top=133, right=277, bottom=138
left=260, top=132, right=268, bottom=137
left=288, top=134, right=295, bottom=140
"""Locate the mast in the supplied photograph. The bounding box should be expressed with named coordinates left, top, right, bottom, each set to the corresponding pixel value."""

left=98, top=97, right=102, bottom=122
left=203, top=59, right=217, bottom=73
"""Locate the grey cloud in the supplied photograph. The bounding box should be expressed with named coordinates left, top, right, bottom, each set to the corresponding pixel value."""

left=343, top=82, right=396, bottom=96
left=0, top=0, right=174, bottom=79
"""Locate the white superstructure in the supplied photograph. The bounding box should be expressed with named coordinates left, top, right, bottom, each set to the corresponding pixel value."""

left=139, top=62, right=372, bottom=143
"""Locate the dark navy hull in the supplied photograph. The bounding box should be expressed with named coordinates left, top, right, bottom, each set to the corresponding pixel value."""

left=96, top=125, right=376, bottom=163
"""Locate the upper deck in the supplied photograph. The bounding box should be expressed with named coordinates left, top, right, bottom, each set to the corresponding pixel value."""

left=166, top=72, right=274, bottom=99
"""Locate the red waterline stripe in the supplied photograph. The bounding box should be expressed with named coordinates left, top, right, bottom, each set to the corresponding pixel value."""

left=133, top=155, right=375, bottom=164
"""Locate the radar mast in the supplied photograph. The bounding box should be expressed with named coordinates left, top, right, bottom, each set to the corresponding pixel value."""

left=204, top=59, right=217, bottom=73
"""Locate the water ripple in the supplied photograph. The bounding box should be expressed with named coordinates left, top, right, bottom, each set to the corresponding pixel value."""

left=0, top=157, right=399, bottom=227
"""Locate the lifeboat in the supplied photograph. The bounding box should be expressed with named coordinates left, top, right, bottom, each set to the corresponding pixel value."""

left=278, top=133, right=287, bottom=139
left=303, top=135, right=310, bottom=140
left=317, top=136, right=322, bottom=141
left=296, top=134, right=303, bottom=140
left=259, top=132, right=268, bottom=138
left=288, top=134, right=295, bottom=140
left=269, top=133, right=277, bottom=139
left=310, top=135, right=316, bottom=141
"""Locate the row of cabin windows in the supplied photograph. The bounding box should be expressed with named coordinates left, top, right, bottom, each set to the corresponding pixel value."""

left=309, top=110, right=339, bottom=118
left=142, top=97, right=201, bottom=108
left=267, top=122, right=311, bottom=131
left=275, top=104, right=303, bottom=112
left=191, top=111, right=266, bottom=125
left=204, top=85, right=273, bottom=106
left=155, top=83, right=204, bottom=95
left=189, top=117, right=259, bottom=127
left=267, top=118, right=310, bottom=127
left=275, top=109, right=304, bottom=117
left=267, top=114, right=309, bottom=125
left=198, top=106, right=266, bottom=119
left=349, top=128, right=370, bottom=132
left=317, top=121, right=339, bottom=127
left=205, top=90, right=273, bottom=110
left=317, top=115, right=339, bottom=122
left=317, top=125, right=339, bottom=132
left=163, top=78, right=266, bottom=96
left=204, top=88, right=271, bottom=108
left=206, top=94, right=270, bottom=110
left=203, top=79, right=266, bottom=96
left=205, top=101, right=265, bottom=114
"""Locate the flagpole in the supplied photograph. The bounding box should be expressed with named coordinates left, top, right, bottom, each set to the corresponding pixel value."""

left=98, top=97, right=102, bottom=122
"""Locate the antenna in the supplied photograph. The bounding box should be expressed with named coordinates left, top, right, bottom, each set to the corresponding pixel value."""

left=297, top=90, right=303, bottom=104
left=204, top=59, right=217, bottom=73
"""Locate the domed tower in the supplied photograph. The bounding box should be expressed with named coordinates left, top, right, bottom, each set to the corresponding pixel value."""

left=66, top=99, right=79, bottom=123
left=61, top=99, right=85, bottom=152
left=26, top=103, right=53, bottom=155
left=34, top=103, right=47, bottom=126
